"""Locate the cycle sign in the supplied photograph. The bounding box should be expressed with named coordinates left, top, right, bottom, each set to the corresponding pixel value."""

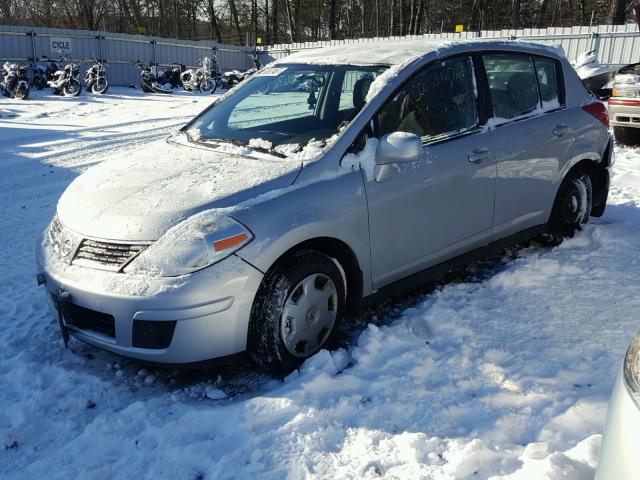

left=50, top=37, right=72, bottom=55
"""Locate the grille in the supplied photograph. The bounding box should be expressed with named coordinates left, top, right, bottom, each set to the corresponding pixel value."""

left=66, top=303, right=116, bottom=338
left=73, top=238, right=147, bottom=271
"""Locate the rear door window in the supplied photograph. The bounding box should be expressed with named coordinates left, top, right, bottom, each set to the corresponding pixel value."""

left=483, top=54, right=540, bottom=120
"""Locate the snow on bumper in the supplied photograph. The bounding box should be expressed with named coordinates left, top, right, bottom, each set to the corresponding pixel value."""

left=35, top=233, right=263, bottom=364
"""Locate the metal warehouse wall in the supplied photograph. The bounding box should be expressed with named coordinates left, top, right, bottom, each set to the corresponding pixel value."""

left=0, top=25, right=253, bottom=86
left=2, top=23, right=639, bottom=87
left=265, top=23, right=640, bottom=66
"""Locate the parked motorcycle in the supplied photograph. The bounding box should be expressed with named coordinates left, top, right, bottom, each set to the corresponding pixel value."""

left=47, top=56, right=82, bottom=96
left=84, top=58, right=109, bottom=94
left=180, top=56, right=215, bottom=93
left=137, top=62, right=180, bottom=94
left=1, top=62, right=30, bottom=99
left=28, top=63, right=47, bottom=90
left=213, top=50, right=262, bottom=91
left=44, top=61, right=59, bottom=83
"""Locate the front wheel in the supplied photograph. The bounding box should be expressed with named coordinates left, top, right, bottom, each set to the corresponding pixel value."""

left=545, top=169, right=592, bottom=243
left=14, top=81, right=29, bottom=100
left=33, top=76, right=46, bottom=90
left=199, top=78, right=214, bottom=93
left=91, top=77, right=109, bottom=94
left=63, top=78, right=81, bottom=97
left=248, top=250, right=345, bottom=371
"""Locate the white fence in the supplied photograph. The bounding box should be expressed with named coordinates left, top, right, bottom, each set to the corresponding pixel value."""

left=0, top=25, right=253, bottom=86
left=263, top=24, right=640, bottom=66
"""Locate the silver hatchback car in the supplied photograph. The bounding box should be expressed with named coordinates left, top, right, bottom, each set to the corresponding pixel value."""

left=37, top=39, right=613, bottom=370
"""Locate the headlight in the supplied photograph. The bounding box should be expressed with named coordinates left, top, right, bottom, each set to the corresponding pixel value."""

left=623, top=330, right=640, bottom=399
left=124, top=214, right=252, bottom=277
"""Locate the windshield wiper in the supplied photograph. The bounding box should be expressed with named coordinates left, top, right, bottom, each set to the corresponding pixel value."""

left=197, top=137, right=287, bottom=159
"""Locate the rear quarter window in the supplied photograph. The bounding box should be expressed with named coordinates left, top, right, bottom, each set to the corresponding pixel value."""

left=533, top=57, right=562, bottom=111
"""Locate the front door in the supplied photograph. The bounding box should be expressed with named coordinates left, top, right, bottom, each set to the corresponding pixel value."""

left=362, top=55, right=497, bottom=288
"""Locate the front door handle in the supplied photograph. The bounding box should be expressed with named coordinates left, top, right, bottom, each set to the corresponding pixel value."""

left=468, top=148, right=490, bottom=164
left=552, top=125, right=570, bottom=137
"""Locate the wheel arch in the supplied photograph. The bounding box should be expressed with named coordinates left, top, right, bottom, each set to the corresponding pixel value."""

left=554, top=137, right=612, bottom=220
left=255, top=236, right=363, bottom=315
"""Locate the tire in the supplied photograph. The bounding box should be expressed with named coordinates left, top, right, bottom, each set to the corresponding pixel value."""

left=14, top=82, right=29, bottom=100
left=248, top=250, right=346, bottom=371
left=545, top=168, right=592, bottom=243
left=613, top=126, right=640, bottom=146
left=63, top=78, right=81, bottom=97
left=199, top=78, right=214, bottom=93
left=34, top=76, right=46, bottom=90
left=91, top=77, right=109, bottom=94
left=150, top=82, right=173, bottom=94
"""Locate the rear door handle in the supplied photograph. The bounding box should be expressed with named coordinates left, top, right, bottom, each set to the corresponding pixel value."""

left=468, top=148, right=490, bottom=164
left=552, top=125, right=570, bottom=137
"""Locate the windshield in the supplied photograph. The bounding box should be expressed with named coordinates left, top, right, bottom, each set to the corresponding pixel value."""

left=187, top=63, right=387, bottom=158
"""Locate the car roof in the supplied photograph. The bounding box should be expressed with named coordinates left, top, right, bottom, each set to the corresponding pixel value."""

left=274, top=39, right=565, bottom=67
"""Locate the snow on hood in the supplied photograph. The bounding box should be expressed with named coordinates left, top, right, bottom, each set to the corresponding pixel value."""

left=57, top=136, right=301, bottom=241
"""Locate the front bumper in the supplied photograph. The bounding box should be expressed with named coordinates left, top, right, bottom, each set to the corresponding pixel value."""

left=608, top=98, right=640, bottom=129
left=36, top=236, right=263, bottom=364
left=595, top=367, right=640, bottom=479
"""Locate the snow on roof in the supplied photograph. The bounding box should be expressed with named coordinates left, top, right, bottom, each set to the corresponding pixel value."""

left=275, top=39, right=452, bottom=66
left=274, top=38, right=565, bottom=66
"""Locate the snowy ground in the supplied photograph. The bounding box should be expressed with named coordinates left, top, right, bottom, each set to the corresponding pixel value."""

left=1, top=88, right=640, bottom=479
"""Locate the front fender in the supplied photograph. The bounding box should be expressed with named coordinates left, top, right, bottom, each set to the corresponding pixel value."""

left=232, top=164, right=373, bottom=297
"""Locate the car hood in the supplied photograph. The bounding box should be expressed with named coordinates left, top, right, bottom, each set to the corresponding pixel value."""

left=57, top=136, right=301, bottom=241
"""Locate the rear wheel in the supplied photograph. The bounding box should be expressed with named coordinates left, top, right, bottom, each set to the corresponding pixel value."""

left=613, top=126, right=640, bottom=146
left=545, top=168, right=592, bottom=243
left=248, top=250, right=345, bottom=371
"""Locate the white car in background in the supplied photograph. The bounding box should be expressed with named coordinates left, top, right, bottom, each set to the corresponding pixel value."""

left=608, top=62, right=640, bottom=145
left=596, top=330, right=640, bottom=478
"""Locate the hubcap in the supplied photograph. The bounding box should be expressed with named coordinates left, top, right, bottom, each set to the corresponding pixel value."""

left=560, top=178, right=588, bottom=225
left=281, top=273, right=338, bottom=358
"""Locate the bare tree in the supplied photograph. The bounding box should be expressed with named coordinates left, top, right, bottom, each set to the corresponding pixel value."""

left=607, top=0, right=627, bottom=24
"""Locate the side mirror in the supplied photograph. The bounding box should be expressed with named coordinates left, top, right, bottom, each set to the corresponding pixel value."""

left=375, top=132, right=422, bottom=165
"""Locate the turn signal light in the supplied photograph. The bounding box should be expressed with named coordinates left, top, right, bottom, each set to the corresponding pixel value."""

left=213, top=233, right=249, bottom=252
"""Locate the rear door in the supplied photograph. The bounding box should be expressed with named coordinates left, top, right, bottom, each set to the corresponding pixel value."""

left=362, top=54, right=497, bottom=288
left=481, top=53, right=574, bottom=239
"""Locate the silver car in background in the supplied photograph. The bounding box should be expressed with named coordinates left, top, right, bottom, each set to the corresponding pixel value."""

left=37, top=39, right=613, bottom=370
left=596, top=330, right=640, bottom=478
